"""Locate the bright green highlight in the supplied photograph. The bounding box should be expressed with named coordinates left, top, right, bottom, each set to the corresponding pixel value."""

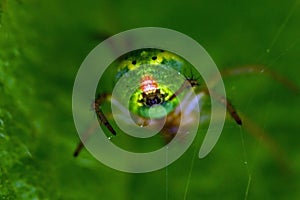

left=113, top=49, right=195, bottom=118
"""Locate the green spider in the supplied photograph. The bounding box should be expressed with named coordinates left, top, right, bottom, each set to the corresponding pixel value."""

left=73, top=47, right=299, bottom=170
left=73, top=48, right=245, bottom=156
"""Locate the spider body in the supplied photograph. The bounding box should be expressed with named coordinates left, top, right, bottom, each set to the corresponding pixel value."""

left=114, top=49, right=198, bottom=119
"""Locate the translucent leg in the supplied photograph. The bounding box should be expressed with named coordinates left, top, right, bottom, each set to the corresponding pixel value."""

left=169, top=77, right=243, bottom=125
left=201, top=88, right=242, bottom=125
left=73, top=93, right=116, bottom=157
left=209, top=65, right=299, bottom=93
left=240, top=113, right=292, bottom=172
left=213, top=65, right=299, bottom=171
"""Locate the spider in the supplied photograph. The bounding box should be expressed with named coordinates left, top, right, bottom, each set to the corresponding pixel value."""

left=73, top=48, right=298, bottom=167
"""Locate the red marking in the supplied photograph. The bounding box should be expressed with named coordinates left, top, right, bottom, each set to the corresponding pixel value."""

left=140, top=75, right=158, bottom=94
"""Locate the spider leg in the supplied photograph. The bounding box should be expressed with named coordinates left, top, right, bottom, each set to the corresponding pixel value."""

left=167, top=79, right=198, bottom=101
left=73, top=121, right=99, bottom=157
left=205, top=65, right=300, bottom=125
left=93, top=94, right=116, bottom=136
left=240, top=113, right=292, bottom=173
left=167, top=77, right=242, bottom=125
left=209, top=65, right=299, bottom=93
left=202, top=88, right=242, bottom=125
left=214, top=65, right=298, bottom=172
left=73, top=93, right=116, bottom=157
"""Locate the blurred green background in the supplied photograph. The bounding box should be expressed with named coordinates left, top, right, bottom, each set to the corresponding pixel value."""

left=1, top=0, right=300, bottom=199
